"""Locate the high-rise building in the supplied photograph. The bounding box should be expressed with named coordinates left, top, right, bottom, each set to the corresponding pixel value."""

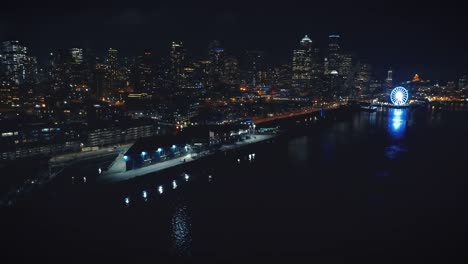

left=94, top=62, right=109, bottom=99
left=278, top=64, right=292, bottom=89
left=208, top=41, right=225, bottom=79
left=244, top=50, right=266, bottom=87
left=70, top=48, right=84, bottom=64
left=223, top=56, right=240, bottom=86
left=0, top=41, right=37, bottom=85
left=104, top=48, right=120, bottom=97
left=338, top=54, right=352, bottom=79
left=458, top=75, right=466, bottom=90
left=384, top=67, right=394, bottom=94
left=327, top=35, right=341, bottom=74
left=134, top=50, right=156, bottom=94
left=106, top=48, right=119, bottom=69
left=0, top=81, right=20, bottom=107
left=355, top=63, right=372, bottom=95
left=170, top=41, right=186, bottom=85
left=292, top=35, right=313, bottom=94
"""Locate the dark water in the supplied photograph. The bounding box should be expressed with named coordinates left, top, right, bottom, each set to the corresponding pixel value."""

left=4, top=107, right=468, bottom=263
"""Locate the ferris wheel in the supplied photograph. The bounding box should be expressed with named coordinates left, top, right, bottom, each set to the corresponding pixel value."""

left=390, top=86, right=409, bottom=106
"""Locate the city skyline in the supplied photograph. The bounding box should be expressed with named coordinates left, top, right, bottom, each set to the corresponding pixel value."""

left=1, top=0, right=467, bottom=81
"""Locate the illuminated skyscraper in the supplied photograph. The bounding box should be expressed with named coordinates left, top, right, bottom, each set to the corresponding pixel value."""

left=106, top=48, right=119, bottom=69
left=244, top=50, right=265, bottom=87
left=384, top=67, right=394, bottom=95
left=208, top=41, right=225, bottom=79
left=327, top=34, right=341, bottom=74
left=134, top=50, right=156, bottom=94
left=355, top=63, right=372, bottom=95
left=0, top=81, right=20, bottom=107
left=104, top=48, right=120, bottom=97
left=70, top=48, right=84, bottom=64
left=458, top=75, right=467, bottom=90
left=292, top=35, right=313, bottom=94
left=0, top=41, right=37, bottom=85
left=170, top=41, right=186, bottom=82
left=223, top=56, right=240, bottom=86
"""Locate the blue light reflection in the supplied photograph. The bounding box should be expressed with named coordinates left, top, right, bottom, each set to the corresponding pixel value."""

left=388, top=108, right=407, bottom=139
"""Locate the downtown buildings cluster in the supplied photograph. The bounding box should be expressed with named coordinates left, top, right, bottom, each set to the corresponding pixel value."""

left=1, top=36, right=467, bottom=160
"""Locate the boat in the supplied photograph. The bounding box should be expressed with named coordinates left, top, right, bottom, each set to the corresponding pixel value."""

left=360, top=105, right=377, bottom=112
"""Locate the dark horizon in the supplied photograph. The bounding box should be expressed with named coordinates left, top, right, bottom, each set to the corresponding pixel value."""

left=1, top=0, right=467, bottom=82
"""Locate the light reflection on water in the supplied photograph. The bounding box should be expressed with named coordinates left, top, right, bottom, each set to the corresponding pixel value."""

left=385, top=108, right=408, bottom=160
left=388, top=108, right=407, bottom=139
left=171, top=202, right=192, bottom=256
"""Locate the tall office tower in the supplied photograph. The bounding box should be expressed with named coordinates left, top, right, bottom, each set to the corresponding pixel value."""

left=292, top=35, right=313, bottom=94
left=192, top=59, right=211, bottom=89
left=384, top=67, right=394, bottom=94
left=244, top=50, right=266, bottom=87
left=208, top=41, right=225, bottom=80
left=94, top=62, right=109, bottom=99
left=0, top=81, right=20, bottom=107
left=106, top=48, right=119, bottom=69
left=105, top=48, right=119, bottom=96
left=278, top=64, right=292, bottom=89
left=70, top=48, right=84, bottom=64
left=338, top=54, right=352, bottom=79
left=355, top=63, right=372, bottom=95
left=459, top=75, right=467, bottom=90
left=368, top=79, right=382, bottom=95
left=170, top=41, right=186, bottom=85
left=134, top=50, right=156, bottom=94
left=338, top=54, right=353, bottom=96
left=0, top=41, right=37, bottom=85
left=223, top=56, right=240, bottom=87
left=327, top=34, right=341, bottom=74
left=68, top=48, right=90, bottom=93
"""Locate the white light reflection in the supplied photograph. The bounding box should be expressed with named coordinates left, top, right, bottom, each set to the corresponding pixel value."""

left=173, top=180, right=178, bottom=189
left=171, top=204, right=192, bottom=256
left=158, top=185, right=164, bottom=194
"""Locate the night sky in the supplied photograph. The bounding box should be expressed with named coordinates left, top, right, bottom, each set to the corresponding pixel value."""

left=1, top=0, right=467, bottom=82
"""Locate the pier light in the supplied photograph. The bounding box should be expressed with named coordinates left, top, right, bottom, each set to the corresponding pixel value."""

left=123, top=155, right=129, bottom=161
left=172, top=145, right=177, bottom=149
left=142, top=190, right=147, bottom=199
left=141, top=151, right=147, bottom=156
left=124, top=197, right=130, bottom=205
left=157, top=148, right=163, bottom=153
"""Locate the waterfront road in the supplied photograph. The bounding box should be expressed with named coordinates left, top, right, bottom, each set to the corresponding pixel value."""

left=49, top=144, right=133, bottom=167
left=98, top=134, right=275, bottom=184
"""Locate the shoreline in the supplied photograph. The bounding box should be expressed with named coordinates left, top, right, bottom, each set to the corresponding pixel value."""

left=98, top=134, right=277, bottom=184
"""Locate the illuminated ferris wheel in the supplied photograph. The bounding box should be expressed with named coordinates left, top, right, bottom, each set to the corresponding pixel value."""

left=390, top=86, right=409, bottom=106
